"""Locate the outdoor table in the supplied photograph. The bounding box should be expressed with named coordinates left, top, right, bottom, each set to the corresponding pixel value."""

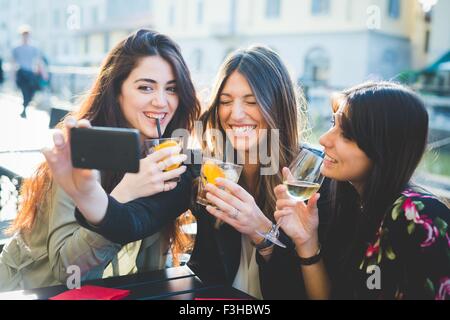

left=0, top=266, right=254, bottom=300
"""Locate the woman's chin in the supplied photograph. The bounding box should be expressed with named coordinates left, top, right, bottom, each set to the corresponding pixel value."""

left=320, top=166, right=332, bottom=178
left=320, top=168, right=345, bottom=181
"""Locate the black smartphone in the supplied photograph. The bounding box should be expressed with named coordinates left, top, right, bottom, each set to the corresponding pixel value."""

left=70, top=127, right=141, bottom=173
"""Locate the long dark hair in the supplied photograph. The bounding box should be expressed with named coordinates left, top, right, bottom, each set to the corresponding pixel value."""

left=78, top=29, right=200, bottom=192
left=11, top=29, right=200, bottom=264
left=200, top=45, right=306, bottom=218
left=324, top=82, right=429, bottom=297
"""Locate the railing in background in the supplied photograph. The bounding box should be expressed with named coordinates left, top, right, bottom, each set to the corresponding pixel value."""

left=417, top=135, right=450, bottom=203
left=47, top=65, right=98, bottom=103
left=2, top=62, right=98, bottom=103
left=413, top=83, right=450, bottom=97
left=0, top=166, right=22, bottom=221
left=0, top=166, right=22, bottom=251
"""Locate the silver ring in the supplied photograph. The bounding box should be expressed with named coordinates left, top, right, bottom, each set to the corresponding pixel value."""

left=230, top=208, right=239, bottom=219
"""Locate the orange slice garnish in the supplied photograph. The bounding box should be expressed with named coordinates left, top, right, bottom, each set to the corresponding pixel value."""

left=153, top=140, right=178, bottom=151
left=202, top=161, right=225, bottom=185
left=154, top=140, right=180, bottom=171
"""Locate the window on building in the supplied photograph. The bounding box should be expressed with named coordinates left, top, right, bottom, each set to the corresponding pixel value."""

left=424, top=10, right=432, bottom=23
left=379, top=49, right=399, bottom=79
left=192, top=49, right=203, bottom=71
left=303, top=47, right=330, bottom=85
left=169, top=4, right=176, bottom=26
left=53, top=8, right=60, bottom=28
left=346, top=0, right=353, bottom=20
left=388, top=0, right=400, bottom=19
left=104, top=33, right=110, bottom=53
left=84, top=35, right=89, bottom=55
left=52, top=42, right=58, bottom=57
left=312, top=0, right=330, bottom=16
left=424, top=30, right=430, bottom=53
left=382, top=49, right=398, bottom=65
left=79, top=7, right=84, bottom=30
left=266, top=0, right=281, bottom=19
left=197, top=0, right=204, bottom=24
left=107, top=0, right=150, bottom=19
left=42, top=12, right=49, bottom=28
left=92, top=7, right=99, bottom=26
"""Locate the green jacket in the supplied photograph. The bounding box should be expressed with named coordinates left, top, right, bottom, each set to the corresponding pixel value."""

left=0, top=184, right=166, bottom=292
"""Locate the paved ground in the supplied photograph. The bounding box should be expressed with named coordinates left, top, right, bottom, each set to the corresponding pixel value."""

left=0, top=88, right=52, bottom=148
left=0, top=87, right=57, bottom=220
left=0, top=91, right=50, bottom=175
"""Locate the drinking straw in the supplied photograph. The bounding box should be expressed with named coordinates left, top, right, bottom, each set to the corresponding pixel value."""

left=155, top=118, right=162, bottom=138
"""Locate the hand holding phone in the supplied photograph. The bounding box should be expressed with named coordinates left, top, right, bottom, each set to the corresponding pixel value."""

left=42, top=118, right=106, bottom=218
left=70, top=127, right=141, bottom=173
left=42, top=117, right=139, bottom=225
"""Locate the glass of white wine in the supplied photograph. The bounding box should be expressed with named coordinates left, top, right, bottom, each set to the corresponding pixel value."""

left=256, top=147, right=325, bottom=248
left=284, top=147, right=324, bottom=201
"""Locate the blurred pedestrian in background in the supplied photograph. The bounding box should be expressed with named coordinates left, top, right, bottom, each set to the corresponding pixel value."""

left=12, top=25, right=42, bottom=118
left=0, top=55, right=4, bottom=86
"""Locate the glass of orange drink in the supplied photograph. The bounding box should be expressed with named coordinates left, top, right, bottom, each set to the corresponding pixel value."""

left=196, top=157, right=243, bottom=206
left=144, top=137, right=183, bottom=181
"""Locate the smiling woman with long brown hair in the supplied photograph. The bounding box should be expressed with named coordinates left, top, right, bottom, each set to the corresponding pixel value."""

left=187, top=46, right=309, bottom=299
left=0, top=29, right=200, bottom=291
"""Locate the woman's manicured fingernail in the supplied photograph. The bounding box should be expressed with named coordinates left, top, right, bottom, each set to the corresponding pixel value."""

left=53, top=132, right=64, bottom=146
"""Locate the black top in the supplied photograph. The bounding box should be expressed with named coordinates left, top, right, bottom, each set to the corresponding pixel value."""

left=75, top=156, right=332, bottom=299
left=187, top=204, right=307, bottom=299
left=74, top=144, right=332, bottom=299
left=75, top=166, right=195, bottom=245
left=187, top=164, right=332, bottom=299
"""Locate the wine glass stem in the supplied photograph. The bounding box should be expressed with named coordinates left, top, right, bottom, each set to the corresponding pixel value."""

left=273, top=217, right=283, bottom=235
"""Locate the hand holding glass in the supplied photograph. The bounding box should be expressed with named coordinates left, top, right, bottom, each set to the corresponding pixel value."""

left=256, top=148, right=325, bottom=248
left=144, top=137, right=183, bottom=181
left=197, top=157, right=243, bottom=207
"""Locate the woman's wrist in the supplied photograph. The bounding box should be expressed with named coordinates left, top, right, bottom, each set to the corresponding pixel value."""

left=251, top=217, right=273, bottom=245
left=294, top=234, right=320, bottom=259
left=111, top=186, right=131, bottom=203
left=73, top=182, right=109, bottom=225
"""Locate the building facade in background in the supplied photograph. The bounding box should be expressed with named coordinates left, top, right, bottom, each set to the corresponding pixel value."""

left=427, top=0, right=450, bottom=64
left=0, top=0, right=448, bottom=89
left=159, top=0, right=436, bottom=89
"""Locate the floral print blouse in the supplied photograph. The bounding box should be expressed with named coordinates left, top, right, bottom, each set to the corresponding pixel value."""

left=359, top=188, right=450, bottom=300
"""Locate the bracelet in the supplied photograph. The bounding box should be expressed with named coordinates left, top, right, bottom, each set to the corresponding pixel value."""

left=295, top=244, right=322, bottom=266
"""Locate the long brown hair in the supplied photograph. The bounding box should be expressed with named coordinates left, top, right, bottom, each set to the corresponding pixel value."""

left=10, top=29, right=200, bottom=265
left=199, top=45, right=307, bottom=218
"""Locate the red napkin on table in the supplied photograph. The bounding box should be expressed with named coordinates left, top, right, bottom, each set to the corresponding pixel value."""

left=49, top=285, right=130, bottom=300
